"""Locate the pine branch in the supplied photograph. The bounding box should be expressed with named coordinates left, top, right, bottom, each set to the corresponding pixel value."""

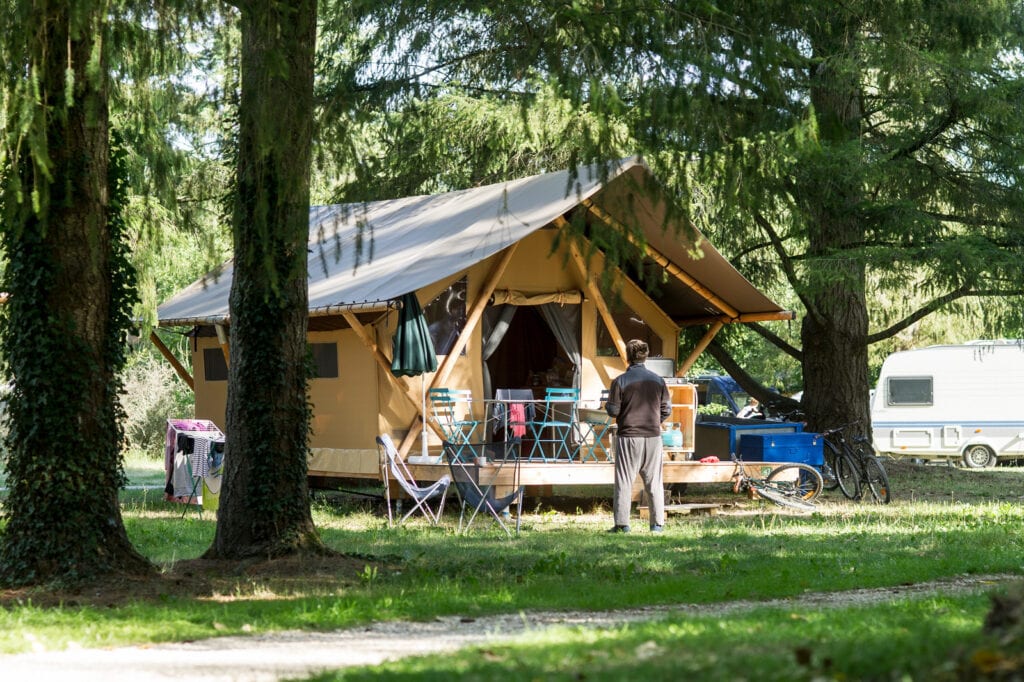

left=752, top=211, right=818, bottom=320
left=866, top=285, right=1024, bottom=343
left=888, top=96, right=960, bottom=161
left=705, top=337, right=801, bottom=410
left=748, top=322, right=802, bottom=361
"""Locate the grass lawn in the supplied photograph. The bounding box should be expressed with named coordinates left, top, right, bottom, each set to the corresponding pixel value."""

left=0, top=458, right=1022, bottom=679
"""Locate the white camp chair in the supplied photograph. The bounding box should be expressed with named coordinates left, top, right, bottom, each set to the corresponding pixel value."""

left=377, top=434, right=451, bottom=527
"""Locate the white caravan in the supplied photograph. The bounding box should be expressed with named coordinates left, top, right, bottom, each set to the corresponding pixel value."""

left=870, top=340, right=1024, bottom=467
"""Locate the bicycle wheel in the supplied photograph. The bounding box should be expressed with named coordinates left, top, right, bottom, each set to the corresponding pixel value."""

left=766, top=463, right=824, bottom=502
left=821, top=440, right=841, bottom=490
left=835, top=447, right=861, bottom=500
left=862, top=456, right=892, bottom=504
left=749, top=478, right=817, bottom=511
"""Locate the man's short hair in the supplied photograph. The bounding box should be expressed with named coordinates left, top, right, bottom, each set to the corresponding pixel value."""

left=626, top=339, right=649, bottom=364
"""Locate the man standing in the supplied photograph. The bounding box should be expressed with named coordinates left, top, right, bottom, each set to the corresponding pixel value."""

left=605, top=339, right=672, bottom=533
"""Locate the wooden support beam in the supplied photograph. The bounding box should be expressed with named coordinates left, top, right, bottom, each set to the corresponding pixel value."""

left=558, top=218, right=629, bottom=368
left=214, top=323, right=230, bottom=366
left=397, top=244, right=519, bottom=457
left=342, top=311, right=447, bottom=451
left=583, top=200, right=741, bottom=319
left=432, top=244, right=517, bottom=388
left=678, top=310, right=797, bottom=327
left=676, top=321, right=724, bottom=377
left=149, top=331, right=195, bottom=391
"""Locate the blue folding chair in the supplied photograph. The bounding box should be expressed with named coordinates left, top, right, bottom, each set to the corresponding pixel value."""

left=429, top=388, right=480, bottom=459
left=529, top=387, right=580, bottom=461
left=443, top=441, right=523, bottom=537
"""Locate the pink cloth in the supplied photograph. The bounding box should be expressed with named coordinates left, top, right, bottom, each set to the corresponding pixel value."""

left=509, top=403, right=527, bottom=438
left=699, top=455, right=720, bottom=463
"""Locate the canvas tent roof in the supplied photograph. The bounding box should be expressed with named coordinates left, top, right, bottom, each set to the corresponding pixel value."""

left=157, top=157, right=789, bottom=327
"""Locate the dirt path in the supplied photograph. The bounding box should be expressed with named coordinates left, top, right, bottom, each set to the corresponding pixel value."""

left=1, top=573, right=1015, bottom=681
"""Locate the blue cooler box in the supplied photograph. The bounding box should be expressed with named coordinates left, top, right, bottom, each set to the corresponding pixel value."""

left=695, top=420, right=804, bottom=459
left=737, top=433, right=824, bottom=466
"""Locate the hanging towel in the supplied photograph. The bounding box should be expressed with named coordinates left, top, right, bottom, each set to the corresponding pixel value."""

left=510, top=403, right=527, bottom=438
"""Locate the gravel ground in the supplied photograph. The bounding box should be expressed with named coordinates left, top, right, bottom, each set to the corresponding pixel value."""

left=1, top=573, right=1015, bottom=681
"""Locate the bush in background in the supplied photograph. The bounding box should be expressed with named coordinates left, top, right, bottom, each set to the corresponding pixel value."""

left=121, top=350, right=194, bottom=457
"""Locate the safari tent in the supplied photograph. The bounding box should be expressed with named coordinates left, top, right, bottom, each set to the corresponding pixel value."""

left=155, top=157, right=792, bottom=482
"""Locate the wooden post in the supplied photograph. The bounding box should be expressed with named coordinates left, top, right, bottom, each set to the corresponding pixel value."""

left=583, top=200, right=741, bottom=319
left=214, top=323, right=230, bottom=366
left=149, top=331, right=195, bottom=391
left=341, top=311, right=448, bottom=445
left=560, top=224, right=629, bottom=368
left=397, top=244, right=519, bottom=456
left=677, top=321, right=725, bottom=376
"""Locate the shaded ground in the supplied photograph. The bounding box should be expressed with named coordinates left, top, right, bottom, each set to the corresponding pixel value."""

left=1, top=573, right=1018, bottom=682
left=0, top=554, right=382, bottom=610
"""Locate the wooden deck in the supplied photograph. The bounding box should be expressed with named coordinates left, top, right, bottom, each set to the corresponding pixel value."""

left=308, top=445, right=796, bottom=500
left=402, top=459, right=784, bottom=487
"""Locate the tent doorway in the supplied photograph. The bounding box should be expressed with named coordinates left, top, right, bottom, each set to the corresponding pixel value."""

left=484, top=304, right=579, bottom=398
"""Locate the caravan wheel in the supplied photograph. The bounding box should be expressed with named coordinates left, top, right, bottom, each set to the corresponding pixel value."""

left=962, top=444, right=996, bottom=469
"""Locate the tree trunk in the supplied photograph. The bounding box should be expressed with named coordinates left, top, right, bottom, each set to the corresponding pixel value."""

left=799, top=20, right=872, bottom=436
left=0, top=8, right=152, bottom=585
left=206, top=0, right=325, bottom=559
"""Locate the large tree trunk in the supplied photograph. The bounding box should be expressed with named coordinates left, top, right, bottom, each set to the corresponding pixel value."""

left=798, top=20, right=872, bottom=436
left=206, top=0, right=325, bottom=559
left=0, top=8, right=151, bottom=585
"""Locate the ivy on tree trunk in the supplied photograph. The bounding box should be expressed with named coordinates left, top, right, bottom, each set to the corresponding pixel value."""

left=205, top=0, right=325, bottom=559
left=0, top=6, right=152, bottom=585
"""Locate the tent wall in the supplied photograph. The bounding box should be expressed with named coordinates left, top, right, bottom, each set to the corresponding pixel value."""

left=189, top=228, right=681, bottom=479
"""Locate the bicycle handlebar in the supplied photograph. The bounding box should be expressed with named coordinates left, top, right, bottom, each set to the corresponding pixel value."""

left=819, top=420, right=863, bottom=438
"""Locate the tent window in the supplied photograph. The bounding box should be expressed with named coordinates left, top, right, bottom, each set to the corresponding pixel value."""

left=596, top=304, right=663, bottom=357
left=425, top=277, right=467, bottom=356
left=310, top=343, right=339, bottom=379
left=203, top=348, right=228, bottom=382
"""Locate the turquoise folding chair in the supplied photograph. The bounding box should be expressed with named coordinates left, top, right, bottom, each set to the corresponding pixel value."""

left=529, top=387, right=580, bottom=461
left=429, top=388, right=480, bottom=460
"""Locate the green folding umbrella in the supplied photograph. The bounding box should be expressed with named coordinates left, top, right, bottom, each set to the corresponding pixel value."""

left=391, top=292, right=438, bottom=457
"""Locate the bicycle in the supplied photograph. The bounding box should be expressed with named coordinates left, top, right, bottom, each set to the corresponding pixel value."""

left=821, top=421, right=892, bottom=504
left=730, top=456, right=823, bottom=511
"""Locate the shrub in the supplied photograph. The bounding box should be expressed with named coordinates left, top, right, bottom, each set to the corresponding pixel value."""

left=121, top=351, right=194, bottom=456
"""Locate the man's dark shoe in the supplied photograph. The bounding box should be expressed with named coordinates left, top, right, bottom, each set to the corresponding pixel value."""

left=651, top=525, right=664, bottom=533
left=607, top=525, right=631, bottom=533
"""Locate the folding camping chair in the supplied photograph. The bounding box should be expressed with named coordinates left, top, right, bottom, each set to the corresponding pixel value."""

left=529, top=387, right=580, bottom=461
left=443, top=440, right=524, bottom=537
left=377, top=434, right=451, bottom=527
left=428, top=388, right=480, bottom=459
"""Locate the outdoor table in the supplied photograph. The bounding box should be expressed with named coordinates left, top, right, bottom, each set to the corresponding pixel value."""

left=485, top=395, right=589, bottom=462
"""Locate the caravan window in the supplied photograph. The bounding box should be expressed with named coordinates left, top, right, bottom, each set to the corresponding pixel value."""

left=887, top=376, right=933, bottom=406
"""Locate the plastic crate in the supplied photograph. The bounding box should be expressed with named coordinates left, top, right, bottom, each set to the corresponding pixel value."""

left=737, top=432, right=824, bottom=465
